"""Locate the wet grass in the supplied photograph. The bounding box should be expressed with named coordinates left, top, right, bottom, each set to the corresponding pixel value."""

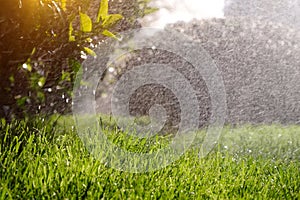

left=0, top=116, right=300, bottom=199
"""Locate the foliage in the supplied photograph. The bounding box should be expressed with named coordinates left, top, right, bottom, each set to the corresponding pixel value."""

left=0, top=0, right=150, bottom=119
left=0, top=118, right=300, bottom=199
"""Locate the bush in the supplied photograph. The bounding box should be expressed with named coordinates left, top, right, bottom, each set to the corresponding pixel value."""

left=0, top=0, right=151, bottom=120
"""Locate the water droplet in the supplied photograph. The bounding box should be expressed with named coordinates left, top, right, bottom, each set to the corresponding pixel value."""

left=108, top=67, right=115, bottom=72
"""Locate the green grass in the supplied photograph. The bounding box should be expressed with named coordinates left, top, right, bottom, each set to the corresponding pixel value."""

left=0, top=116, right=300, bottom=199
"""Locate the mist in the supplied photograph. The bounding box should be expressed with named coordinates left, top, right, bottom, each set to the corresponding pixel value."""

left=140, top=0, right=225, bottom=28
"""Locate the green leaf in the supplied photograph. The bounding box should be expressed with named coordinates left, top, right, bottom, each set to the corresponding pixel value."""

left=31, top=47, right=36, bottom=56
left=9, top=75, right=14, bottom=84
left=16, top=96, right=28, bottom=107
left=85, top=37, right=93, bottom=43
left=102, top=30, right=119, bottom=40
left=38, top=77, right=46, bottom=88
left=83, top=47, right=97, bottom=57
left=97, top=0, right=108, bottom=23
left=61, top=0, right=67, bottom=11
left=1, top=118, right=6, bottom=126
left=79, top=12, right=92, bottom=32
left=22, top=62, right=32, bottom=72
left=29, top=72, right=40, bottom=89
left=69, top=22, right=75, bottom=42
left=102, top=14, right=123, bottom=28
left=61, top=71, right=71, bottom=82
left=37, top=91, right=45, bottom=102
left=70, top=59, right=82, bottom=73
left=143, top=7, right=159, bottom=15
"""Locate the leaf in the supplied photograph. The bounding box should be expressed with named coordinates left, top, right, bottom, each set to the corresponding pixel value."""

left=143, top=7, right=159, bottom=15
left=22, top=62, right=32, bottom=72
left=61, top=71, right=71, bottom=82
left=31, top=47, right=36, bottom=56
left=83, top=47, right=97, bottom=57
left=61, top=0, right=67, bottom=11
left=102, top=30, right=119, bottom=40
left=9, top=75, right=14, bottom=84
left=16, top=96, right=28, bottom=107
left=85, top=37, right=93, bottom=43
left=69, top=22, right=75, bottom=42
left=79, top=12, right=92, bottom=32
left=70, top=59, right=82, bottom=73
left=38, top=77, right=46, bottom=87
left=97, top=0, right=108, bottom=23
left=1, top=118, right=6, bottom=126
left=102, top=14, right=123, bottom=28
left=37, top=91, right=45, bottom=102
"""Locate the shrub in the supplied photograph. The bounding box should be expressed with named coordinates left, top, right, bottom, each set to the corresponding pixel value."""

left=0, top=0, right=151, bottom=120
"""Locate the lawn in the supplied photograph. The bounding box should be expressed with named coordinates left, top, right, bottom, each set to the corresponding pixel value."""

left=0, top=116, right=300, bottom=199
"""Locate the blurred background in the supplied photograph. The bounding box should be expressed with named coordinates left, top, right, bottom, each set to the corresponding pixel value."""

left=1, top=0, right=300, bottom=124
